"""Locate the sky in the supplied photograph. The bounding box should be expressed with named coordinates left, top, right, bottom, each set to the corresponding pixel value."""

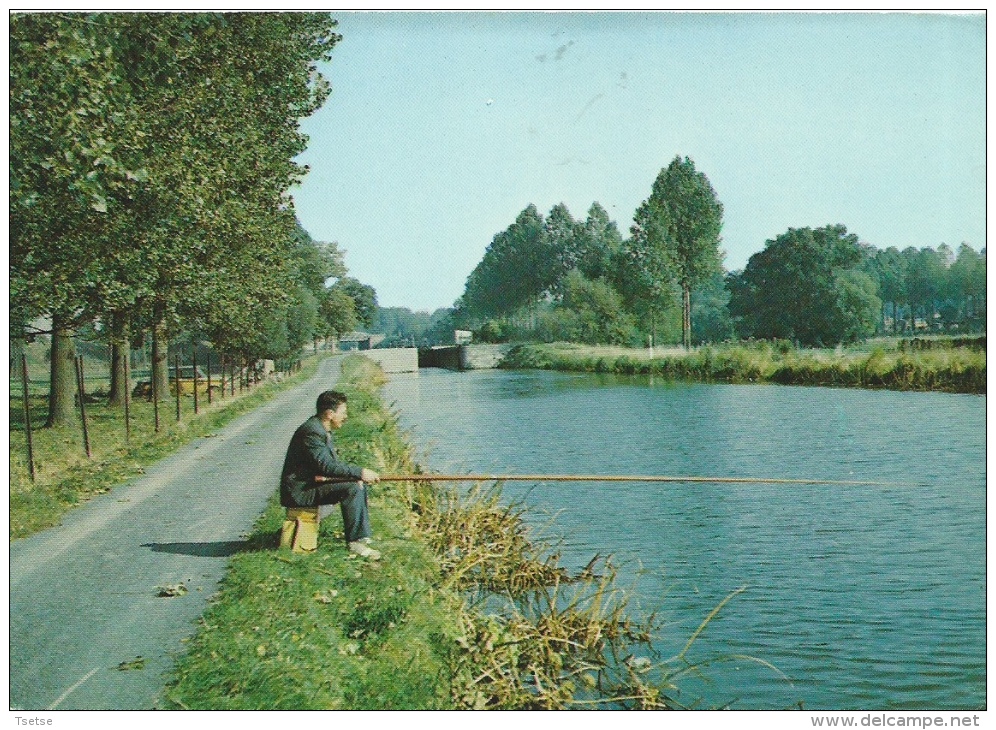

left=291, top=11, right=986, bottom=312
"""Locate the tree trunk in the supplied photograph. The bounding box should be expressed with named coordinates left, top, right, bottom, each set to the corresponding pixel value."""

left=46, top=312, right=77, bottom=428
left=682, top=283, right=692, bottom=349
left=150, top=304, right=170, bottom=402
left=108, top=312, right=130, bottom=407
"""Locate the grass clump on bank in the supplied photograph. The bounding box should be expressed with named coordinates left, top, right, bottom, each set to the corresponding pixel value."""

left=501, top=339, right=985, bottom=394
left=164, top=354, right=751, bottom=710
left=9, top=358, right=324, bottom=540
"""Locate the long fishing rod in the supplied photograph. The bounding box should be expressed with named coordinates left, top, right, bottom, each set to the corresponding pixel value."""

left=317, top=474, right=902, bottom=487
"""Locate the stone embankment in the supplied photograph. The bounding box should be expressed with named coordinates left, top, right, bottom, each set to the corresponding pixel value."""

left=356, top=347, right=419, bottom=373
left=416, top=344, right=510, bottom=370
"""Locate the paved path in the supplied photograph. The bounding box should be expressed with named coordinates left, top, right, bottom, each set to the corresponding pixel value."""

left=9, top=356, right=343, bottom=710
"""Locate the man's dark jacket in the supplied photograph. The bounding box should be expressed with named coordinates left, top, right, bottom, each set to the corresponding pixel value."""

left=280, top=415, right=363, bottom=507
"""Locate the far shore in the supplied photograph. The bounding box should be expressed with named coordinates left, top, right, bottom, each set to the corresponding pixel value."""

left=497, top=337, right=986, bottom=395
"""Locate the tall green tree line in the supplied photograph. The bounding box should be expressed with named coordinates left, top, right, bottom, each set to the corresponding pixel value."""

left=458, top=155, right=982, bottom=349
left=863, top=244, right=986, bottom=335
left=626, top=155, right=723, bottom=349
left=10, top=12, right=366, bottom=426
left=729, top=233, right=986, bottom=346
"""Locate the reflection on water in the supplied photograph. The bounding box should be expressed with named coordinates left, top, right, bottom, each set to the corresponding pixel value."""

left=383, top=369, right=986, bottom=710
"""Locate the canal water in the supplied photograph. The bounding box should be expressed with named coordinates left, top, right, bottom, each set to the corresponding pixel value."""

left=382, top=368, right=986, bottom=711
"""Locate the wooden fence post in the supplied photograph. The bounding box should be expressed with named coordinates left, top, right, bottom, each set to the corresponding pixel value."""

left=219, top=354, right=225, bottom=400
left=20, top=354, right=35, bottom=482
left=206, top=352, right=212, bottom=406
left=193, top=348, right=199, bottom=415
left=124, top=353, right=131, bottom=445
left=75, top=355, right=92, bottom=458
left=152, top=358, right=160, bottom=433
left=174, top=354, right=181, bottom=421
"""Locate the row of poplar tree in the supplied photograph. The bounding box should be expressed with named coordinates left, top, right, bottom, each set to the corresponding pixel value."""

left=457, top=156, right=986, bottom=348
left=10, top=13, right=375, bottom=428
left=460, top=155, right=723, bottom=349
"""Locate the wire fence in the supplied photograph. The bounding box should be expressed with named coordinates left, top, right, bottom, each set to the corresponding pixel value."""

left=9, top=341, right=304, bottom=485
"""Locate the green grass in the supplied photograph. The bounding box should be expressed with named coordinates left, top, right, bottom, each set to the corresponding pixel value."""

left=501, top=339, right=986, bottom=394
left=9, top=358, right=323, bottom=540
left=161, top=495, right=461, bottom=709
left=162, top=355, right=462, bottom=710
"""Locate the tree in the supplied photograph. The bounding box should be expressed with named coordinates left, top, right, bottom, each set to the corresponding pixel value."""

left=277, top=227, right=348, bottom=355
left=335, top=278, right=378, bottom=329
left=949, top=244, right=986, bottom=325
left=543, top=270, right=637, bottom=345
left=373, top=307, right=437, bottom=346
left=285, top=287, right=320, bottom=355
left=423, top=308, right=458, bottom=346
left=463, top=204, right=552, bottom=324
left=728, top=225, right=880, bottom=346
left=544, top=202, right=581, bottom=296
left=319, top=287, right=359, bottom=343
left=833, top=270, right=882, bottom=342
left=617, top=224, right=676, bottom=350
left=690, top=271, right=735, bottom=344
left=866, top=247, right=908, bottom=334
left=630, top=156, right=724, bottom=349
left=902, top=247, right=946, bottom=332
left=576, top=202, right=623, bottom=281
left=288, top=226, right=347, bottom=293
left=10, top=13, right=341, bottom=419
left=11, top=13, right=150, bottom=424
left=128, top=13, right=338, bottom=389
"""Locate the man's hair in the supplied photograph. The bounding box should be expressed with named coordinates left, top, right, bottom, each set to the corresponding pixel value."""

left=316, top=390, right=347, bottom=415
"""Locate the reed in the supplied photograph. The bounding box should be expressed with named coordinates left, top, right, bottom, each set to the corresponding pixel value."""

left=405, top=480, right=568, bottom=594
left=502, top=341, right=985, bottom=394
left=403, top=475, right=786, bottom=709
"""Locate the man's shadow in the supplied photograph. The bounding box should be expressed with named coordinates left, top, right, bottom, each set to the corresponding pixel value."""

left=143, top=532, right=279, bottom=557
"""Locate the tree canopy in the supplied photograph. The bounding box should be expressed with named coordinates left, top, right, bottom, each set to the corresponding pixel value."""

left=628, top=155, right=723, bottom=348
left=9, top=12, right=377, bottom=424
left=727, top=225, right=881, bottom=346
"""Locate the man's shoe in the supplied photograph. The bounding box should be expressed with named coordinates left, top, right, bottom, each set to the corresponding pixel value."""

left=348, top=541, right=381, bottom=560
left=360, top=537, right=374, bottom=545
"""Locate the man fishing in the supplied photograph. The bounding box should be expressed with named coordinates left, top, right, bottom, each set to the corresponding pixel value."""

left=280, top=389, right=382, bottom=559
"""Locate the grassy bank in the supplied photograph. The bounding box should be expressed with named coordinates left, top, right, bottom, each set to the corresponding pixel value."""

left=161, top=357, right=459, bottom=709
left=163, top=355, right=744, bottom=710
left=501, top=339, right=986, bottom=394
left=9, top=358, right=323, bottom=540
